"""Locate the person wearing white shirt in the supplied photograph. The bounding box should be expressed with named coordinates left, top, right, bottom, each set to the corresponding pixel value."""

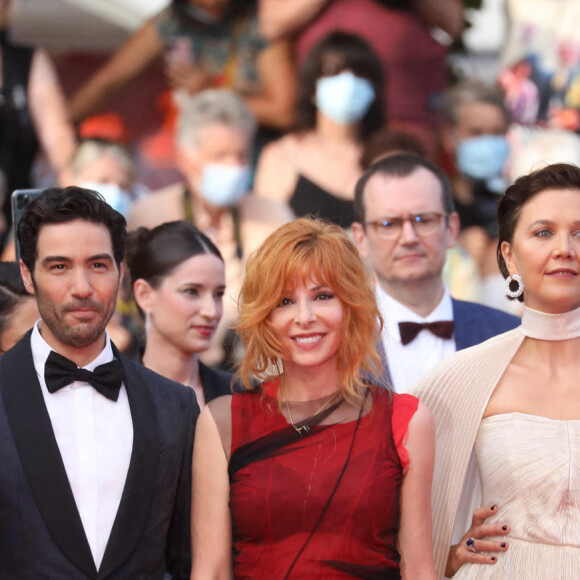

left=352, top=153, right=520, bottom=393
left=0, top=186, right=198, bottom=579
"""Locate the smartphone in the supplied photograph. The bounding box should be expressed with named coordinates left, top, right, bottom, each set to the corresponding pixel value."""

left=11, top=189, right=43, bottom=260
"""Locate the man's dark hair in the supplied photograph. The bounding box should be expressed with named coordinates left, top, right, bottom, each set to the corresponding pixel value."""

left=18, top=186, right=127, bottom=272
left=353, top=153, right=455, bottom=224
left=361, top=129, right=426, bottom=170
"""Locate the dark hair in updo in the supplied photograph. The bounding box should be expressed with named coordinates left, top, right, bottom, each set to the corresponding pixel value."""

left=126, top=221, right=223, bottom=312
left=497, top=163, right=580, bottom=302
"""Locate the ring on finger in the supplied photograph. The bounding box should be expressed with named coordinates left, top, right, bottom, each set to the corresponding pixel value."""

left=466, top=537, right=479, bottom=554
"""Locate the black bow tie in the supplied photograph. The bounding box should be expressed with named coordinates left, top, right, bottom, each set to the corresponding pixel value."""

left=398, top=320, right=455, bottom=346
left=44, top=350, right=124, bottom=402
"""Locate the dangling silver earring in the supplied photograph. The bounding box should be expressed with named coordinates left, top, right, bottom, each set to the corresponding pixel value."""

left=505, top=274, right=524, bottom=299
left=145, top=311, right=152, bottom=336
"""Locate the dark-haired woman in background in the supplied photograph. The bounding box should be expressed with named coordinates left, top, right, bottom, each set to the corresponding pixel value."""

left=126, top=220, right=232, bottom=408
left=0, top=261, right=39, bottom=354
left=254, top=31, right=385, bottom=228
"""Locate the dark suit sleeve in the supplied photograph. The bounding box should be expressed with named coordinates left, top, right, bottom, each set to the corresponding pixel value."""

left=165, top=387, right=200, bottom=579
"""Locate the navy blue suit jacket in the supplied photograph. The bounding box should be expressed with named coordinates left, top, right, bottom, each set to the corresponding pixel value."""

left=377, top=298, right=520, bottom=388
left=0, top=331, right=199, bottom=579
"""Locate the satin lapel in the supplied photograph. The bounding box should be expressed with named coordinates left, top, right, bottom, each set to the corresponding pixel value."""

left=0, top=334, right=97, bottom=578
left=98, top=349, right=160, bottom=578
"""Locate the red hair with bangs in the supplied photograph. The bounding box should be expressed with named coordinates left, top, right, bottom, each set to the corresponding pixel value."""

left=237, top=217, right=383, bottom=405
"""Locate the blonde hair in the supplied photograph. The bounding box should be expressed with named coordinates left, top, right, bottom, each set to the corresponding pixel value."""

left=177, top=89, right=256, bottom=152
left=69, top=139, right=136, bottom=186
left=237, top=218, right=382, bottom=406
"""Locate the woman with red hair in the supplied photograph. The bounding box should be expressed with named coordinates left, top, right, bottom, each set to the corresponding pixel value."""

left=191, top=217, right=436, bottom=579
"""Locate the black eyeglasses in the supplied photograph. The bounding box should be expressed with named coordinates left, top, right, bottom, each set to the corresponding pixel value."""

left=365, top=213, right=446, bottom=239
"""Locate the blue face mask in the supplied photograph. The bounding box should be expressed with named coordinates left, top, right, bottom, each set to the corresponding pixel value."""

left=199, top=163, right=251, bottom=207
left=315, top=71, right=376, bottom=125
left=82, top=182, right=132, bottom=217
left=457, top=135, right=510, bottom=193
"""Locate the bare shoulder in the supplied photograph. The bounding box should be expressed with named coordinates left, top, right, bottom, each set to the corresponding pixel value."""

left=405, top=400, right=435, bottom=474
left=253, top=134, right=300, bottom=202
left=127, top=183, right=185, bottom=231
left=203, top=394, right=233, bottom=455
left=206, top=394, right=233, bottom=422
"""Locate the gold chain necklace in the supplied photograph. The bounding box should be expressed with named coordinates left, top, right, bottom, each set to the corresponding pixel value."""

left=285, top=392, right=342, bottom=436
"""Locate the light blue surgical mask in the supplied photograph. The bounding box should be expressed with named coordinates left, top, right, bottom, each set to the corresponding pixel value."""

left=457, top=135, right=510, bottom=193
left=82, top=182, right=132, bottom=216
left=315, top=71, right=375, bottom=125
left=199, top=163, right=251, bottom=207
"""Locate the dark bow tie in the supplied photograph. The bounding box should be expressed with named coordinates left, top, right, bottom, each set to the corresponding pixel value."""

left=45, top=350, right=124, bottom=402
left=398, top=320, right=455, bottom=346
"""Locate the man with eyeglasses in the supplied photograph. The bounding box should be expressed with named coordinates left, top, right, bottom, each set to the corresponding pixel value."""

left=352, top=153, right=519, bottom=392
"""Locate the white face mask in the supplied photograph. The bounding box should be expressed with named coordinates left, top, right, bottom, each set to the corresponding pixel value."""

left=198, top=164, right=251, bottom=207
left=315, top=71, right=376, bottom=124
left=81, top=182, right=132, bottom=216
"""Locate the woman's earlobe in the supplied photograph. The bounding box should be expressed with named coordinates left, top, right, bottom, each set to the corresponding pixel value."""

left=500, top=241, right=513, bottom=270
left=133, top=278, right=153, bottom=311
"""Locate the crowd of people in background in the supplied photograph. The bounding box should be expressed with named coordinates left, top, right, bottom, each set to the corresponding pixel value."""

left=1, top=0, right=580, bottom=578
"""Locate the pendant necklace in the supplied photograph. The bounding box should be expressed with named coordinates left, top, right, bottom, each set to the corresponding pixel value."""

left=285, top=392, right=342, bottom=436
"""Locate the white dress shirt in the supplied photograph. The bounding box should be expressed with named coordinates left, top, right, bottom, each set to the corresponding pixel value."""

left=31, top=322, right=133, bottom=570
left=376, top=286, right=456, bottom=393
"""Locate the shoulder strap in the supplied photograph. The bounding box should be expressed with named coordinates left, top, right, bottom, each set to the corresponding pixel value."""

left=228, top=396, right=343, bottom=480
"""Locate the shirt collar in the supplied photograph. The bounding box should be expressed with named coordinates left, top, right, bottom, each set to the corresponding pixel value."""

left=31, top=321, right=115, bottom=383
left=376, top=285, right=453, bottom=342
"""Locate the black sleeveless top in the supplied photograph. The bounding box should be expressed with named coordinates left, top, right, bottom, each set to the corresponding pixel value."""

left=289, top=174, right=355, bottom=228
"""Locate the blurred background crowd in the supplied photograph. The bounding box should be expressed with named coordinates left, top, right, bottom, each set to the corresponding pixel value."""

left=1, top=0, right=580, bottom=372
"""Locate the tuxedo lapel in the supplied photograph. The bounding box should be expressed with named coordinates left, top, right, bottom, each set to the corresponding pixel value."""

left=0, top=334, right=97, bottom=578
left=98, top=349, right=160, bottom=578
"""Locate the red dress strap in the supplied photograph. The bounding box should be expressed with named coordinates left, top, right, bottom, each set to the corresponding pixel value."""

left=392, top=393, right=419, bottom=470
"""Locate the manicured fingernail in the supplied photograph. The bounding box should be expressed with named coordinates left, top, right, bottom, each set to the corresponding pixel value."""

left=501, top=543, right=506, bottom=548
left=490, top=504, right=497, bottom=510
left=491, top=556, right=496, bottom=562
left=502, top=525, right=508, bottom=531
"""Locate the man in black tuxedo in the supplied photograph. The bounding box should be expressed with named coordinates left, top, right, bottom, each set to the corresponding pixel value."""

left=0, top=186, right=198, bottom=578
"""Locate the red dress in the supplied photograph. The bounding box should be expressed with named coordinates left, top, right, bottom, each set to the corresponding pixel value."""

left=229, top=384, right=418, bottom=579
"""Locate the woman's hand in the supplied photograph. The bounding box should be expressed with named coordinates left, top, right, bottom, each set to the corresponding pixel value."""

left=165, top=60, right=214, bottom=94
left=445, top=505, right=510, bottom=577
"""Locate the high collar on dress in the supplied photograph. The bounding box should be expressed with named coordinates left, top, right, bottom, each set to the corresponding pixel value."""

left=520, top=305, right=580, bottom=341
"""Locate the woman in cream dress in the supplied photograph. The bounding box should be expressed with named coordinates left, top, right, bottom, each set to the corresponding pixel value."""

left=410, top=162, right=580, bottom=579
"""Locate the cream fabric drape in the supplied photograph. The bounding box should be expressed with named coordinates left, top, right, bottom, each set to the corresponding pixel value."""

left=408, top=328, right=525, bottom=579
